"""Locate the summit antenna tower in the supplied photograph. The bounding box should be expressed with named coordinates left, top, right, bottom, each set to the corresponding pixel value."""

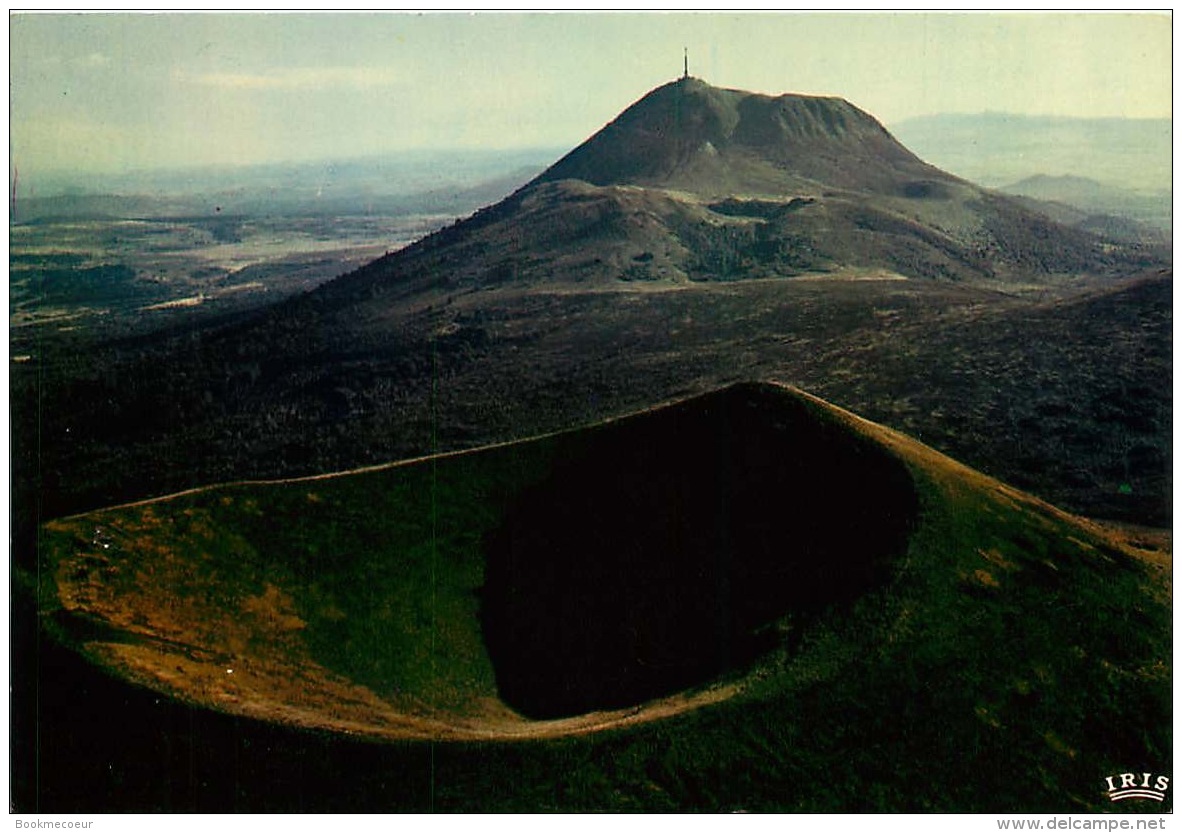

left=683, top=48, right=688, bottom=79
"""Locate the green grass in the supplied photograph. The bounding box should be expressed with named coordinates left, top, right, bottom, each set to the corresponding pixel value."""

left=421, top=456, right=1169, bottom=812
left=41, top=432, right=566, bottom=717
left=36, top=383, right=1170, bottom=811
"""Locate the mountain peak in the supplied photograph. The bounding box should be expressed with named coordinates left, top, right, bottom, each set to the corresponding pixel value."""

left=307, top=74, right=1158, bottom=301
left=536, top=78, right=939, bottom=196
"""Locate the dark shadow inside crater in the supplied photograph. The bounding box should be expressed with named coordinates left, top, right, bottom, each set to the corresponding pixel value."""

left=481, top=383, right=919, bottom=719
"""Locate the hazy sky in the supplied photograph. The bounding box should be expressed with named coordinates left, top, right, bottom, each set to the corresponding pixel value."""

left=9, top=11, right=1173, bottom=177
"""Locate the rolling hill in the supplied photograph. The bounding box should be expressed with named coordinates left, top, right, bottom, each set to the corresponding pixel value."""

left=890, top=112, right=1172, bottom=193
left=998, top=174, right=1171, bottom=238
left=30, top=383, right=1170, bottom=810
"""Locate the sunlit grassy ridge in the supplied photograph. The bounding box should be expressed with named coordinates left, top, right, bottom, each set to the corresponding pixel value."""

left=36, top=382, right=1169, bottom=809
left=41, top=428, right=559, bottom=732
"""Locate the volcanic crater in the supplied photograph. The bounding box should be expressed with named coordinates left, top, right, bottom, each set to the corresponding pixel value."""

left=41, top=383, right=920, bottom=737
left=481, top=383, right=919, bottom=718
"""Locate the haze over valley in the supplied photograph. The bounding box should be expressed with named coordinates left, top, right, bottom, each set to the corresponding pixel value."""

left=10, top=149, right=557, bottom=337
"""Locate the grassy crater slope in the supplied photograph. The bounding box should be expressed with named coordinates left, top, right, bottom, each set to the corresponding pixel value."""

left=34, top=382, right=1169, bottom=811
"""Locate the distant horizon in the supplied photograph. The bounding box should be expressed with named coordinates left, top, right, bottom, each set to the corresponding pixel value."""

left=11, top=12, right=1170, bottom=180
left=13, top=106, right=1172, bottom=193
left=11, top=108, right=1172, bottom=200
left=14, top=144, right=568, bottom=183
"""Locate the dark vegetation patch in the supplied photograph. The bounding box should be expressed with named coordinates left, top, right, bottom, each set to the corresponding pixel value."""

left=706, top=197, right=816, bottom=219
left=16, top=263, right=139, bottom=307
left=977, top=192, right=1163, bottom=274
left=185, top=215, right=246, bottom=244
left=10, top=252, right=88, bottom=268
left=811, top=276, right=1172, bottom=526
left=482, top=384, right=918, bottom=717
left=671, top=213, right=832, bottom=279
left=897, top=180, right=954, bottom=199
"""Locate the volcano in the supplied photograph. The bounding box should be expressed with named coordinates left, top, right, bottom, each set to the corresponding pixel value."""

left=294, top=77, right=1156, bottom=309
left=537, top=76, right=950, bottom=193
